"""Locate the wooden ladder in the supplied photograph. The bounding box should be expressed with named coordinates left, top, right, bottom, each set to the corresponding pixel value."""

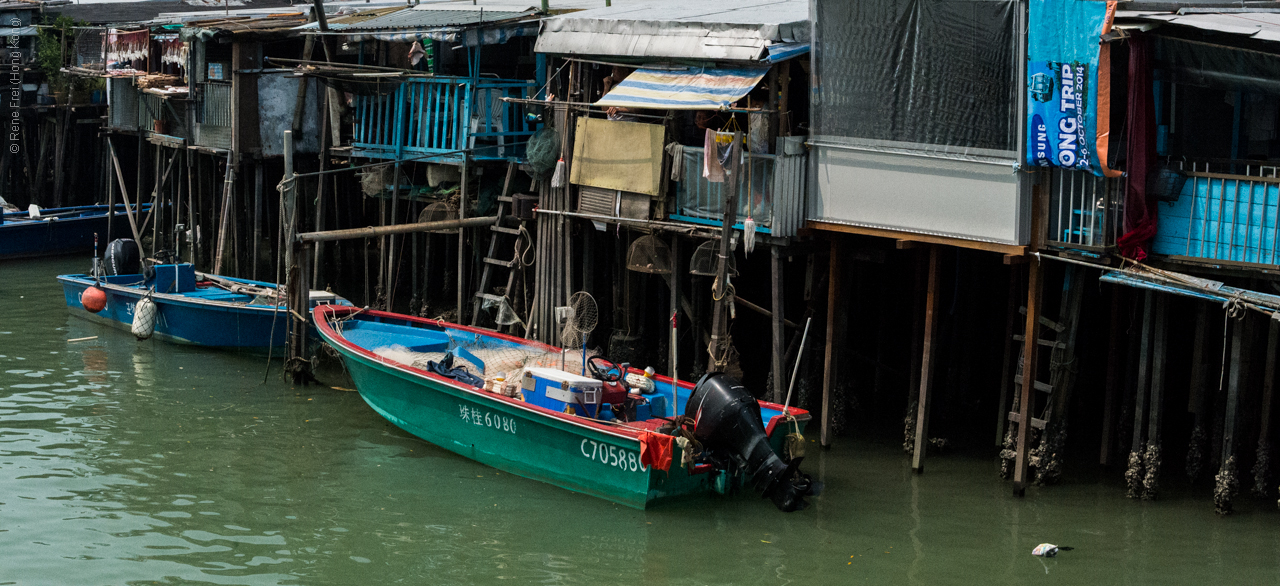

left=470, top=162, right=521, bottom=328
left=1006, top=308, right=1066, bottom=433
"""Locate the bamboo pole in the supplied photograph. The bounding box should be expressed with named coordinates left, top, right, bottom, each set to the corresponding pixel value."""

left=298, top=216, right=497, bottom=242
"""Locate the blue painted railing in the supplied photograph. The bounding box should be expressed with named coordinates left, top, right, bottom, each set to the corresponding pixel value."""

left=352, top=76, right=537, bottom=163
left=1154, top=169, right=1280, bottom=265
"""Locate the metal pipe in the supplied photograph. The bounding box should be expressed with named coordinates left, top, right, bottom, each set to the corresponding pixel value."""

left=782, top=317, right=812, bottom=414
left=298, top=216, right=497, bottom=243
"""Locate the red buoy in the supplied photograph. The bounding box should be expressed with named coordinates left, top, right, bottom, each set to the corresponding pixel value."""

left=81, top=286, right=107, bottom=313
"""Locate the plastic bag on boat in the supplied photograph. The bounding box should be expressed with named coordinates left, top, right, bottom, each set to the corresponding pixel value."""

left=427, top=352, right=484, bottom=388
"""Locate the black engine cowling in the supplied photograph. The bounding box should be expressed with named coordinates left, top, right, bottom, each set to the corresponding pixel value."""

left=104, top=239, right=141, bottom=276
left=685, top=373, right=816, bottom=512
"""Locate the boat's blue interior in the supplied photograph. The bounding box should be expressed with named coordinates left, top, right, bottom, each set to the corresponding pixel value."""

left=338, top=316, right=787, bottom=427
left=3, top=204, right=149, bottom=225
left=67, top=265, right=348, bottom=308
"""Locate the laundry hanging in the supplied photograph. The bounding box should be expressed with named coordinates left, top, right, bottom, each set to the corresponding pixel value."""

left=105, top=29, right=149, bottom=72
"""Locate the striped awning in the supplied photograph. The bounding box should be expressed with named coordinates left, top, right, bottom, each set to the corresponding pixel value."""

left=595, top=66, right=770, bottom=111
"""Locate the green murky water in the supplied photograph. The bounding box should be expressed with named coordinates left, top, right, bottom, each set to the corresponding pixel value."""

left=2, top=256, right=1278, bottom=585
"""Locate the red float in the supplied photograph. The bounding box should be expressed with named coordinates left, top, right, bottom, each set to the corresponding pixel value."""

left=81, top=286, right=107, bottom=313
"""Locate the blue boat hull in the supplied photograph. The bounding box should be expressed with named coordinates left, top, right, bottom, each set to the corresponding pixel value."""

left=0, top=205, right=145, bottom=260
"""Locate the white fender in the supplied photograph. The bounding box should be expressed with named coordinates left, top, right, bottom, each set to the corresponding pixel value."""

left=131, top=297, right=157, bottom=340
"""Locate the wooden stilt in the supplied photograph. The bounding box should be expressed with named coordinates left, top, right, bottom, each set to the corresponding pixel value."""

left=458, top=161, right=467, bottom=320
left=1185, top=304, right=1210, bottom=482
left=1100, top=285, right=1125, bottom=467
left=1216, top=314, right=1246, bottom=514
left=1143, top=293, right=1168, bottom=499
left=1012, top=256, right=1043, bottom=495
left=213, top=152, right=236, bottom=275
left=185, top=144, right=194, bottom=264
left=106, top=139, right=116, bottom=246
left=253, top=162, right=263, bottom=280
left=313, top=93, right=331, bottom=290
left=821, top=238, right=842, bottom=448
left=912, top=245, right=941, bottom=474
left=996, top=265, right=1021, bottom=446
left=1126, top=290, right=1154, bottom=498
left=771, top=245, right=786, bottom=404
left=1253, top=318, right=1278, bottom=497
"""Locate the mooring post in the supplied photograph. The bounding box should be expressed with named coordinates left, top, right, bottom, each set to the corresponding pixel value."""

left=771, top=245, right=786, bottom=404
left=1126, top=290, right=1154, bottom=498
left=821, top=237, right=842, bottom=448
left=912, top=244, right=941, bottom=474
left=1100, top=285, right=1125, bottom=467
left=1143, top=293, right=1168, bottom=499
left=1012, top=254, right=1043, bottom=495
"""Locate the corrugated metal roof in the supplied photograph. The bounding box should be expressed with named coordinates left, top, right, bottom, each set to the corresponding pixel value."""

left=1117, top=10, right=1280, bottom=42
left=535, top=0, right=809, bottom=61
left=341, top=7, right=535, bottom=31
left=293, top=6, right=407, bottom=30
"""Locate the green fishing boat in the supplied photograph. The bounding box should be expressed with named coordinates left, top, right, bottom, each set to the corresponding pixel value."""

left=313, top=305, right=818, bottom=510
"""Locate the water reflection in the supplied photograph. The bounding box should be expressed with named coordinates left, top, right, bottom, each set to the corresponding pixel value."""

left=4, top=257, right=1280, bottom=585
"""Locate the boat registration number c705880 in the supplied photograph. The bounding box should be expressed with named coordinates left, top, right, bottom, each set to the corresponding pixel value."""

left=581, top=439, right=647, bottom=473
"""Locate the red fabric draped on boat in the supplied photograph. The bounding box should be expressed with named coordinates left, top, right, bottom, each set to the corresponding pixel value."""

left=639, top=432, right=673, bottom=472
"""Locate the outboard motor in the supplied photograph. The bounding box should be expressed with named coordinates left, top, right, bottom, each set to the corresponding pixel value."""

left=686, top=373, right=818, bottom=512
left=104, top=239, right=141, bottom=276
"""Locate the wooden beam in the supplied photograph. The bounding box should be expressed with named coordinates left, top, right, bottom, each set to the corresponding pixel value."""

left=821, top=239, right=842, bottom=448
left=807, top=220, right=1027, bottom=256
left=1003, top=254, right=1030, bottom=265
left=895, top=239, right=920, bottom=250
left=771, top=245, right=786, bottom=404
left=912, top=244, right=941, bottom=474
left=1012, top=255, right=1043, bottom=495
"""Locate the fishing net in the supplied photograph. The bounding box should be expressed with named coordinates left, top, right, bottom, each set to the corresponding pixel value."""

left=626, top=234, right=672, bottom=275
left=689, top=239, right=738, bottom=277
left=373, top=341, right=599, bottom=393
left=419, top=202, right=459, bottom=234
left=480, top=295, right=524, bottom=327
left=525, top=127, right=561, bottom=178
